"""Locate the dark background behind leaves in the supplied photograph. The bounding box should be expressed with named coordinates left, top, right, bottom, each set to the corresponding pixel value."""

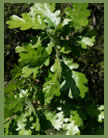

left=4, top=3, right=104, bottom=104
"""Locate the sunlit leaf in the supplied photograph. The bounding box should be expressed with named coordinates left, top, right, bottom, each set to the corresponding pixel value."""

left=50, top=57, right=62, bottom=79
left=78, top=36, right=95, bottom=49
left=30, top=3, right=61, bottom=28
left=43, top=73, right=60, bottom=105
left=64, top=3, right=90, bottom=30
left=6, top=13, right=46, bottom=30
left=45, top=110, right=64, bottom=130
left=22, top=66, right=38, bottom=78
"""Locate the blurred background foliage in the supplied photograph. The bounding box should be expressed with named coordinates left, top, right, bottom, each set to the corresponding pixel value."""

left=4, top=3, right=104, bottom=105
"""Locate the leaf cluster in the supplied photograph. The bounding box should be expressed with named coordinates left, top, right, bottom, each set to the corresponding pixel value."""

left=4, top=3, right=104, bottom=135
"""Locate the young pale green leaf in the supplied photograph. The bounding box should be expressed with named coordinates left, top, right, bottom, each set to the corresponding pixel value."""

left=16, top=107, right=40, bottom=134
left=44, top=41, right=54, bottom=66
left=45, top=111, right=64, bottom=130
left=19, top=128, right=32, bottom=135
left=60, top=46, right=71, bottom=54
left=63, top=121, right=80, bottom=135
left=78, top=36, right=95, bottom=49
left=16, top=112, right=33, bottom=135
left=44, top=58, right=50, bottom=67
left=43, top=73, right=61, bottom=105
left=30, top=3, right=61, bottom=28
left=62, top=18, right=71, bottom=27
left=16, top=37, right=42, bottom=54
left=31, top=117, right=40, bottom=132
left=16, top=46, right=26, bottom=53
left=97, top=105, right=104, bottom=123
left=22, top=66, right=38, bottom=78
left=32, top=37, right=42, bottom=48
left=63, top=57, right=79, bottom=70
left=98, top=105, right=104, bottom=111
left=70, top=111, right=83, bottom=127
left=16, top=114, right=27, bottom=131
left=72, top=71, right=88, bottom=98
left=50, top=57, right=62, bottom=79
left=6, top=13, right=46, bottom=30
left=64, top=3, right=90, bottom=30
left=63, top=111, right=83, bottom=135
left=98, top=111, right=104, bottom=123
left=46, top=41, right=54, bottom=55
left=59, top=40, right=72, bottom=54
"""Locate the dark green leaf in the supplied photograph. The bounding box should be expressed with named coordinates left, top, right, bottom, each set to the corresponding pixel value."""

left=19, top=46, right=48, bottom=67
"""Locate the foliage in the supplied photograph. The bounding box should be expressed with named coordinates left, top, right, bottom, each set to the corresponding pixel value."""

left=4, top=3, right=104, bottom=135
left=4, top=3, right=31, bottom=81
